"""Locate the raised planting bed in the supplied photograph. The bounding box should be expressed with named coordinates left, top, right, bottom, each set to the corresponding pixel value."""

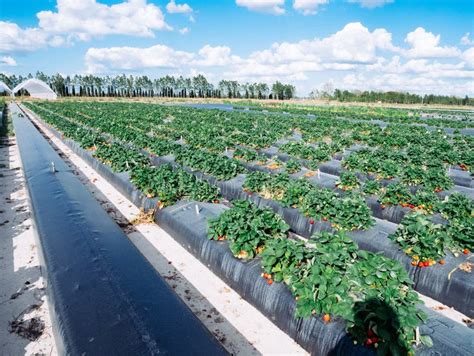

left=21, top=103, right=474, bottom=318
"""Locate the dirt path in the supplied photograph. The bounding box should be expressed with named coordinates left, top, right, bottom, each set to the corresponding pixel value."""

left=0, top=133, right=57, bottom=355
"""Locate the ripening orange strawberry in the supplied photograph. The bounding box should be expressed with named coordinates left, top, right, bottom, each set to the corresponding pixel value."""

left=323, top=314, right=330, bottom=323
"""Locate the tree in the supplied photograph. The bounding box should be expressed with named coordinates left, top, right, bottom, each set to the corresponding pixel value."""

left=51, top=73, right=65, bottom=96
left=283, top=84, right=295, bottom=99
left=272, top=81, right=283, bottom=100
left=321, top=82, right=334, bottom=99
left=35, top=71, right=49, bottom=83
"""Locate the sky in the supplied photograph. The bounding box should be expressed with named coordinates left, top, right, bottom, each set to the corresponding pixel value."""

left=1, top=0, right=473, bottom=96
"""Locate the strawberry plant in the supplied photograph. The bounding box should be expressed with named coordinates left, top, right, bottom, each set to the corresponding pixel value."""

left=260, top=232, right=428, bottom=352
left=438, top=193, right=473, bottom=219
left=280, top=179, right=313, bottom=208
left=233, top=147, right=266, bottom=163
left=130, top=164, right=219, bottom=206
left=300, top=189, right=374, bottom=230
left=208, top=200, right=289, bottom=259
left=280, top=141, right=331, bottom=163
left=299, top=188, right=337, bottom=218
left=335, top=171, right=360, bottom=191
left=389, top=212, right=468, bottom=263
left=362, top=180, right=381, bottom=196
left=94, top=143, right=150, bottom=173
left=175, top=147, right=246, bottom=180
left=422, top=167, right=453, bottom=191
left=401, top=165, right=425, bottom=186
left=380, top=183, right=411, bottom=206
left=447, top=218, right=474, bottom=251
left=409, top=189, right=439, bottom=214
left=333, top=195, right=374, bottom=230
left=285, top=159, right=302, bottom=174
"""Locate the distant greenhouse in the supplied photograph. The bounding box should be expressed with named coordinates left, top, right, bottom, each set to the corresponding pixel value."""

left=12, top=79, right=57, bottom=100
left=0, top=81, right=12, bottom=95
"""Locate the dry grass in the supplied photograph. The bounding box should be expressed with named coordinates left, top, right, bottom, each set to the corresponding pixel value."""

left=131, top=208, right=155, bottom=225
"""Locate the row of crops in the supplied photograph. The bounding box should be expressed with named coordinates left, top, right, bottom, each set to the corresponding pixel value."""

left=23, top=101, right=473, bottom=354
left=230, top=102, right=474, bottom=129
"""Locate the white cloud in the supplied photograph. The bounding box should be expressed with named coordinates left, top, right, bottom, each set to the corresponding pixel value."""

left=461, top=33, right=474, bottom=46
left=236, top=0, right=285, bottom=15
left=85, top=44, right=193, bottom=73
left=193, top=45, right=242, bottom=66
left=0, top=21, right=48, bottom=52
left=179, top=27, right=189, bottom=35
left=37, top=0, right=171, bottom=42
left=404, top=27, right=460, bottom=58
left=347, top=0, right=393, bottom=9
left=0, top=56, right=17, bottom=66
left=463, top=48, right=474, bottom=68
left=166, top=0, right=193, bottom=14
left=250, top=22, right=398, bottom=66
left=293, top=0, right=328, bottom=15
left=1, top=1, right=174, bottom=55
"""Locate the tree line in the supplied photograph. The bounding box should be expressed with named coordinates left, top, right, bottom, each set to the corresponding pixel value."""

left=0, top=72, right=296, bottom=100
left=2, top=71, right=469, bottom=105
left=331, top=89, right=473, bottom=106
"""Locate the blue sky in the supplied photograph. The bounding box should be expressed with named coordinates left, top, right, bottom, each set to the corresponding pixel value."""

left=1, top=0, right=473, bottom=96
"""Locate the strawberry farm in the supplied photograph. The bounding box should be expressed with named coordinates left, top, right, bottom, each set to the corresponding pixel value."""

left=11, top=100, right=474, bottom=355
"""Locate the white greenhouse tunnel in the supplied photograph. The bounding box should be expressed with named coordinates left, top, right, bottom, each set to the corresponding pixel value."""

left=0, top=81, right=12, bottom=95
left=12, top=79, right=57, bottom=100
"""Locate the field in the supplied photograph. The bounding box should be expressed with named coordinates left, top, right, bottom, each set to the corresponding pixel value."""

left=17, top=100, right=474, bottom=354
